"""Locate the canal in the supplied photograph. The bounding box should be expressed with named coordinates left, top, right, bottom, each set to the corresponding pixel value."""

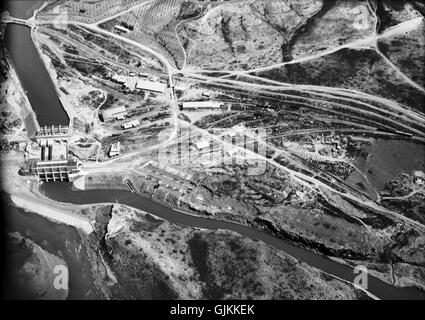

left=3, top=0, right=69, bottom=126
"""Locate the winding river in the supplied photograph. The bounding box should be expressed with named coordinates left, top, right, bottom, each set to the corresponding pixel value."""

left=2, top=0, right=425, bottom=300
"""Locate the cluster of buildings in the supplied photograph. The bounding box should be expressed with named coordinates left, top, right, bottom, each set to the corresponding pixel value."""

left=99, top=73, right=170, bottom=123
left=298, top=133, right=347, bottom=160
left=99, top=106, right=143, bottom=130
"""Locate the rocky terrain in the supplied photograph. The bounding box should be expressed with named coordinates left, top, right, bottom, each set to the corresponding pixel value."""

left=381, top=172, right=425, bottom=224
left=3, top=232, right=69, bottom=300
left=376, top=0, right=424, bottom=32
left=77, top=161, right=425, bottom=294
left=184, top=0, right=323, bottom=70
left=255, top=46, right=425, bottom=113
left=289, top=0, right=375, bottom=58
left=378, top=18, right=425, bottom=89
left=91, top=204, right=365, bottom=299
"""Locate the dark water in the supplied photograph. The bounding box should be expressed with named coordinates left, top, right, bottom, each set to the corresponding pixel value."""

left=4, top=24, right=69, bottom=126
left=1, top=195, right=100, bottom=300
left=4, top=0, right=43, bottom=19
left=363, top=139, right=425, bottom=191
left=37, top=182, right=425, bottom=300
left=4, top=0, right=43, bottom=20
left=2, top=232, right=33, bottom=300
left=345, top=139, right=425, bottom=199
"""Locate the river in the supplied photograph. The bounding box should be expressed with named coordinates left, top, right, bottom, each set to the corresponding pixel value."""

left=4, top=0, right=43, bottom=20
left=2, top=195, right=101, bottom=299
left=2, top=0, right=425, bottom=300
left=38, top=182, right=425, bottom=300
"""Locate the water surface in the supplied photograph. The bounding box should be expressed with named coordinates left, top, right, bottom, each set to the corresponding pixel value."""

left=38, top=182, right=425, bottom=300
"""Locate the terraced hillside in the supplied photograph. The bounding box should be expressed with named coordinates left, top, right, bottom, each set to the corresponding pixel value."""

left=38, top=0, right=150, bottom=24
left=99, top=0, right=204, bottom=69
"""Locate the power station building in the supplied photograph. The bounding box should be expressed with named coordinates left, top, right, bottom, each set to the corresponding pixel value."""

left=21, top=125, right=82, bottom=182
left=23, top=158, right=82, bottom=182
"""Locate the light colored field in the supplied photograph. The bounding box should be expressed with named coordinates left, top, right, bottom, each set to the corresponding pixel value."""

left=11, top=194, right=95, bottom=234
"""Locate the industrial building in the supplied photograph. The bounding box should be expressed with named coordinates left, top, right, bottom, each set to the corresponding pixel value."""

left=136, top=79, right=166, bottom=93
left=31, top=158, right=82, bottom=182
left=122, top=119, right=140, bottom=129
left=21, top=125, right=83, bottom=182
left=109, top=142, right=120, bottom=157
left=174, top=85, right=187, bottom=92
left=35, top=125, right=70, bottom=162
left=125, top=77, right=138, bottom=91
left=194, top=140, right=210, bottom=150
left=112, top=74, right=126, bottom=84
left=110, top=72, right=167, bottom=94
left=182, top=101, right=223, bottom=110
left=21, top=158, right=81, bottom=182
left=100, top=106, right=128, bottom=121
left=25, top=144, right=41, bottom=160
left=35, top=125, right=70, bottom=143
left=40, top=141, right=68, bottom=161
left=114, top=25, right=131, bottom=33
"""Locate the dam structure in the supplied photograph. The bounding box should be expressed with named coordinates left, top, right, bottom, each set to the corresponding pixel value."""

left=21, top=125, right=82, bottom=182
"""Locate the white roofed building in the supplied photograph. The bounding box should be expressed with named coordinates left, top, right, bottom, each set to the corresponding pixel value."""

left=194, top=140, right=210, bottom=150
left=136, top=80, right=167, bottom=93
left=114, top=25, right=130, bottom=33
left=122, top=119, right=140, bottom=129
left=101, top=106, right=128, bottom=121
left=182, top=101, right=222, bottom=109
left=124, top=77, right=138, bottom=91
left=112, top=74, right=126, bottom=84
left=109, top=142, right=120, bottom=157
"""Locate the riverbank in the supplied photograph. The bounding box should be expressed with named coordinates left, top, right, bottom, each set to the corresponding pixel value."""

left=1, top=54, right=40, bottom=137
left=2, top=144, right=418, bottom=299
left=4, top=1, right=43, bottom=20
left=1, top=145, right=424, bottom=299
left=10, top=194, right=94, bottom=234
left=0, top=149, right=96, bottom=234
left=2, top=197, right=109, bottom=299
left=97, top=203, right=368, bottom=299
left=66, top=170, right=425, bottom=299
left=0, top=149, right=112, bottom=298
